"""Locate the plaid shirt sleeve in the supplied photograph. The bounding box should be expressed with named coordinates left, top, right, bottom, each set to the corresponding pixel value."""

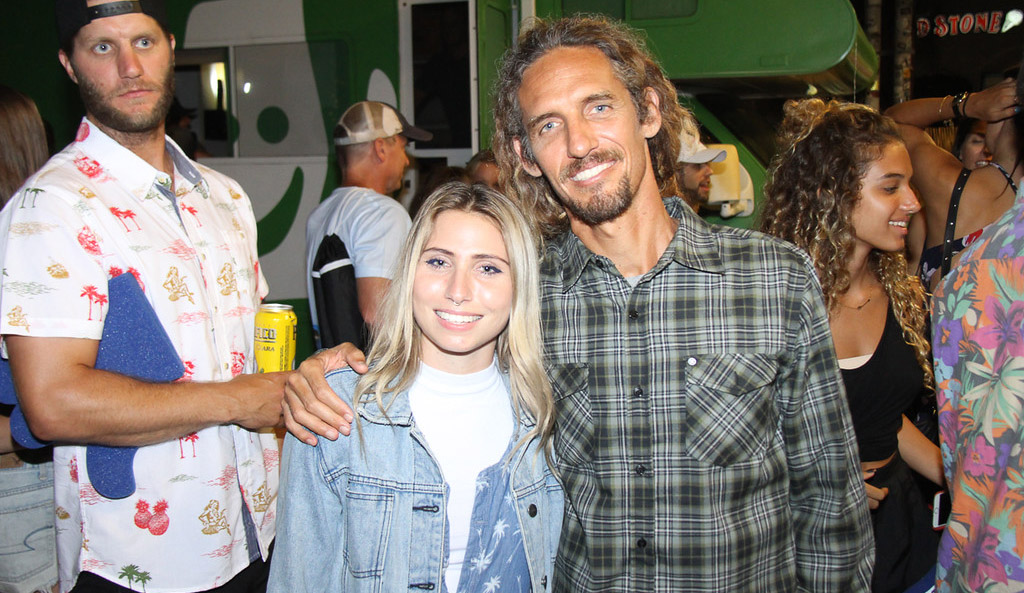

left=779, top=265, right=875, bottom=591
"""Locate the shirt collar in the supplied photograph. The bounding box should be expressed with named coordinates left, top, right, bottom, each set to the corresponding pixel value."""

left=553, top=196, right=725, bottom=292
left=75, top=117, right=205, bottom=199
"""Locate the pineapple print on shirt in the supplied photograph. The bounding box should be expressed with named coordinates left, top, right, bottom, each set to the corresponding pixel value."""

left=133, top=499, right=170, bottom=536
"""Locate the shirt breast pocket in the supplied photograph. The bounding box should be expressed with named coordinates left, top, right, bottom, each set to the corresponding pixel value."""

left=343, top=479, right=394, bottom=579
left=548, top=363, right=593, bottom=467
left=684, top=353, right=780, bottom=467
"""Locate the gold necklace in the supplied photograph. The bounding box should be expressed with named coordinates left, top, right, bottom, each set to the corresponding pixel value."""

left=839, top=296, right=872, bottom=310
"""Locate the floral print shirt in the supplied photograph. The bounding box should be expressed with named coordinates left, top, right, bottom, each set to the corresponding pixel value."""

left=931, top=183, right=1024, bottom=593
left=0, top=119, right=275, bottom=593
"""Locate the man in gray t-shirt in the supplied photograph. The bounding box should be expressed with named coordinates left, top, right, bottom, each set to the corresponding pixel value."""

left=305, top=101, right=431, bottom=348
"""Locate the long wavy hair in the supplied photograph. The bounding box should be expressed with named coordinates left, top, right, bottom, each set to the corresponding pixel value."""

left=759, top=98, right=932, bottom=386
left=0, top=85, right=48, bottom=204
left=354, top=181, right=554, bottom=454
left=491, top=14, right=697, bottom=238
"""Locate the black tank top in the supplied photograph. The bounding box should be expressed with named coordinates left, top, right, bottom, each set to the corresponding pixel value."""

left=840, top=306, right=927, bottom=462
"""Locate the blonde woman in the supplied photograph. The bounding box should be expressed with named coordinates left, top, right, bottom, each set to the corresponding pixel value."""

left=269, top=182, right=560, bottom=593
left=759, top=99, right=943, bottom=593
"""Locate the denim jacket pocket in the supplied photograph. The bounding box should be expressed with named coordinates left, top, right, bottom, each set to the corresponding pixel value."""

left=548, top=363, right=592, bottom=468
left=683, top=353, right=780, bottom=467
left=343, top=477, right=395, bottom=580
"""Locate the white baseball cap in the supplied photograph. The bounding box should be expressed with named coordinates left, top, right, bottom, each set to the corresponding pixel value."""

left=677, top=131, right=727, bottom=164
left=333, top=101, right=433, bottom=146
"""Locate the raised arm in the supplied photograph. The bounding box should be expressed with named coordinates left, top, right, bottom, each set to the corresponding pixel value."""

left=885, top=80, right=1020, bottom=169
left=884, top=80, right=1018, bottom=223
left=885, top=80, right=1019, bottom=130
left=6, top=334, right=287, bottom=446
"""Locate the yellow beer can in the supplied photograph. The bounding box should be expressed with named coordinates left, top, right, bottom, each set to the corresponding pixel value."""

left=254, top=303, right=297, bottom=373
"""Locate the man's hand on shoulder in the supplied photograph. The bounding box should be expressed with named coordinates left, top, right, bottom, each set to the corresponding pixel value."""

left=283, top=343, right=366, bottom=445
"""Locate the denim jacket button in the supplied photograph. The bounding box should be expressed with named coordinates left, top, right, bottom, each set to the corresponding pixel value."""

left=528, top=503, right=538, bottom=517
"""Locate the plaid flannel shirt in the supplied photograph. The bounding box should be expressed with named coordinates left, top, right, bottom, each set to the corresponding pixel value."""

left=542, top=198, right=873, bottom=593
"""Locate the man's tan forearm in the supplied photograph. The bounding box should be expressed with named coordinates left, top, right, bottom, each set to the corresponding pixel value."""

left=6, top=335, right=287, bottom=447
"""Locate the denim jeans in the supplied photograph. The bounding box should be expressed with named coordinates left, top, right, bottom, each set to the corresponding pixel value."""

left=0, top=461, right=57, bottom=593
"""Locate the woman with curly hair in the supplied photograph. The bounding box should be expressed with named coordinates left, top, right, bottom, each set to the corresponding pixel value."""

left=759, top=98, right=942, bottom=593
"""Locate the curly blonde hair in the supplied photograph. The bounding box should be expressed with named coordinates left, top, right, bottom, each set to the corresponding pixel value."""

left=491, top=14, right=695, bottom=238
left=759, top=98, right=932, bottom=386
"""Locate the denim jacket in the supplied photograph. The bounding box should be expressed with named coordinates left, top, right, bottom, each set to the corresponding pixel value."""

left=269, top=368, right=563, bottom=593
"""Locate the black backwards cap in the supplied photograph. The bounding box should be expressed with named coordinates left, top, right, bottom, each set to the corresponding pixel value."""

left=56, top=0, right=168, bottom=49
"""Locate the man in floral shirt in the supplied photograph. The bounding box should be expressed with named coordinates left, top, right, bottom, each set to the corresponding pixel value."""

left=0, top=1, right=288, bottom=591
left=930, top=68, right=1024, bottom=593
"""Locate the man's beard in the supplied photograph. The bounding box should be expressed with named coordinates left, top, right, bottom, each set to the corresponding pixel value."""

left=557, top=150, right=635, bottom=226
left=682, top=186, right=707, bottom=206
left=78, top=65, right=175, bottom=135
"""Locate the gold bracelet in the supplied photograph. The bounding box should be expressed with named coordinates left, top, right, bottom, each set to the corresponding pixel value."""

left=938, top=95, right=951, bottom=120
